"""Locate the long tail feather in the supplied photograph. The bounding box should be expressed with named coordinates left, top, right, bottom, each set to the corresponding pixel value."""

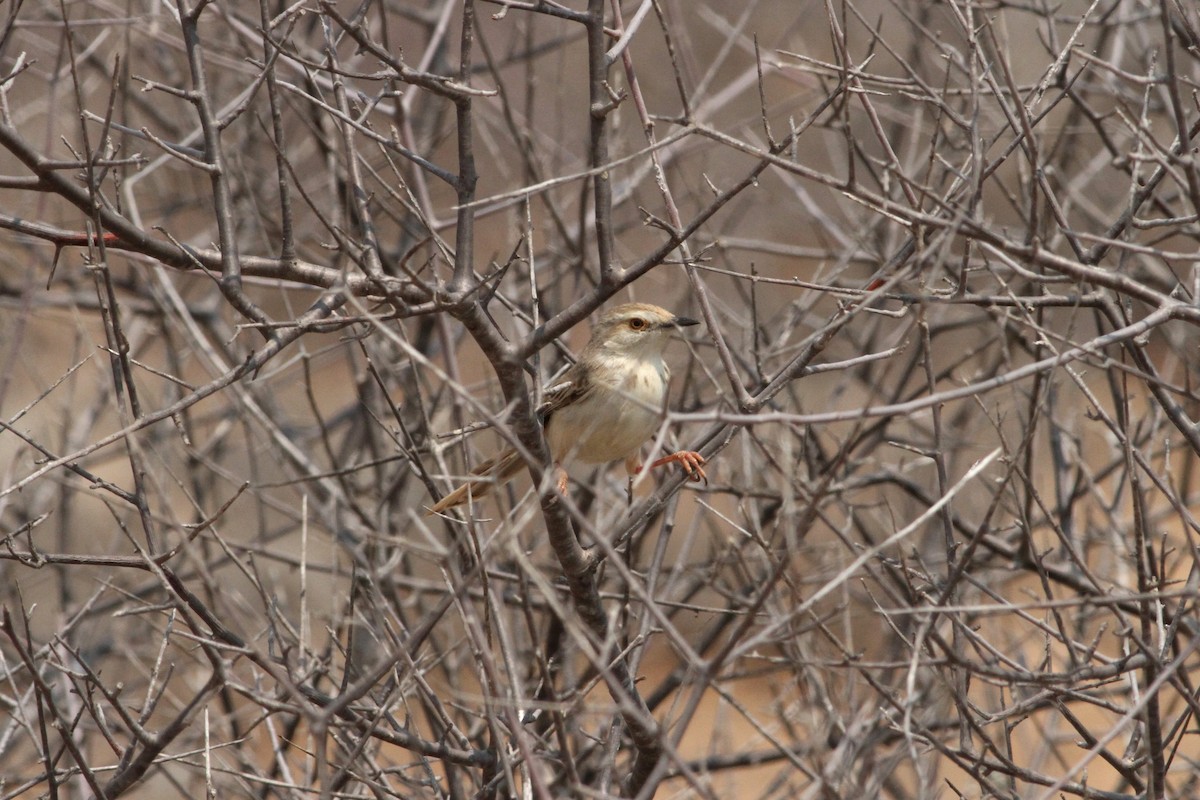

left=426, top=449, right=524, bottom=514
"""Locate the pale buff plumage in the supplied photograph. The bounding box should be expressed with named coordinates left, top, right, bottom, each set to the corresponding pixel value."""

left=428, top=303, right=706, bottom=514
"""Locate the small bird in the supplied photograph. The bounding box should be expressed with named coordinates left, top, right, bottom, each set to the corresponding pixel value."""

left=428, top=303, right=707, bottom=514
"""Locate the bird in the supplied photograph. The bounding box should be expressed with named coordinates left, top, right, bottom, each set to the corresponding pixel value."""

left=427, top=302, right=707, bottom=514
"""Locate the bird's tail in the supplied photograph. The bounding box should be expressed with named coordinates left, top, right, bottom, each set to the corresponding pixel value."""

left=426, top=449, right=525, bottom=514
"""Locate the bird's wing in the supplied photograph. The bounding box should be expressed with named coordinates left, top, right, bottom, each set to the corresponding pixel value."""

left=537, top=361, right=593, bottom=422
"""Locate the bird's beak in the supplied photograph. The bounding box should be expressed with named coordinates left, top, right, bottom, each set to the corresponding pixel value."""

left=671, top=314, right=700, bottom=329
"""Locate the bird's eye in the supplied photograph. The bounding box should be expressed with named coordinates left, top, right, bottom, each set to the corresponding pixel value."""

left=628, top=317, right=647, bottom=330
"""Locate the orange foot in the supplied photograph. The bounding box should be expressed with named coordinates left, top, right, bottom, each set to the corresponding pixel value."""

left=555, top=465, right=569, bottom=495
left=643, top=450, right=708, bottom=484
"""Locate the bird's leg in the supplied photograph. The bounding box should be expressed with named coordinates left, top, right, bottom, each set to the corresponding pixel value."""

left=646, top=450, right=708, bottom=484
left=624, top=454, right=640, bottom=504
left=555, top=464, right=570, bottom=495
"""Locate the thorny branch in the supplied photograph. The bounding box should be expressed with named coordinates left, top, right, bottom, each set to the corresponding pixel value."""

left=2, top=1, right=1200, bottom=798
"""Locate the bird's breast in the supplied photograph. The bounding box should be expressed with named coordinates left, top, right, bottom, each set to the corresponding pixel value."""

left=546, top=358, right=668, bottom=465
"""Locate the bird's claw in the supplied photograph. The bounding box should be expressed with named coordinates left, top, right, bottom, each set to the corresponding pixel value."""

left=649, top=450, right=708, bottom=486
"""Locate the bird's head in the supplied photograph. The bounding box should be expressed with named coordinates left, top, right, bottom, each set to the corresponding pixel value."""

left=586, top=302, right=700, bottom=359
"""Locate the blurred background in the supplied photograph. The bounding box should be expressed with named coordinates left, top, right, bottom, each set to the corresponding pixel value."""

left=2, top=0, right=1200, bottom=797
